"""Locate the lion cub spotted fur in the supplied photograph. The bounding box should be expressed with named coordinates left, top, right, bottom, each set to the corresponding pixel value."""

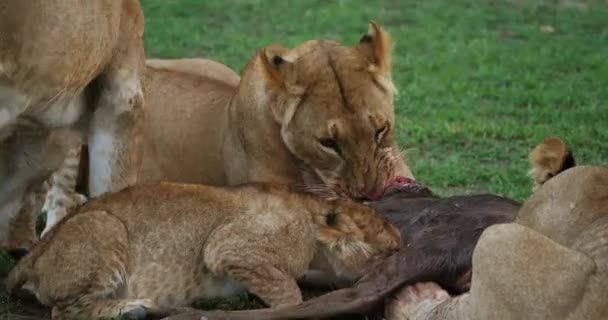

left=7, top=183, right=400, bottom=320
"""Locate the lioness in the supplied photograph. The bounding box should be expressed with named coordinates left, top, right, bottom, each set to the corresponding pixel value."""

left=38, top=22, right=415, bottom=235
left=7, top=183, right=400, bottom=320
left=386, top=139, right=607, bottom=320
left=140, top=22, right=412, bottom=199
left=0, top=1, right=146, bottom=248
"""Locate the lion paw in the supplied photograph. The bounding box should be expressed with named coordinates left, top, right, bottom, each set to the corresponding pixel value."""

left=386, top=282, right=449, bottom=320
left=121, top=299, right=156, bottom=320
left=122, top=306, right=147, bottom=320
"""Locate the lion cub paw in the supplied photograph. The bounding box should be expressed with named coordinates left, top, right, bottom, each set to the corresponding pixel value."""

left=386, top=282, right=449, bottom=320
left=111, top=299, right=156, bottom=320
left=122, top=306, right=147, bottom=319
left=117, top=299, right=156, bottom=319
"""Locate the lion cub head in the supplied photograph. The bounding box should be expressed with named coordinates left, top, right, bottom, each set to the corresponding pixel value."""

left=239, top=22, right=404, bottom=200
left=310, top=199, right=400, bottom=281
left=528, top=136, right=576, bottom=189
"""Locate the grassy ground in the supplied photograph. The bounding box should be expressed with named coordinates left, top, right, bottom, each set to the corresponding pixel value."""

left=2, top=0, right=608, bottom=318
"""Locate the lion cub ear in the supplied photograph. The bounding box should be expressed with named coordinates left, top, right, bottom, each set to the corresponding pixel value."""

left=528, top=136, right=576, bottom=188
left=258, top=44, right=302, bottom=95
left=356, top=21, right=393, bottom=77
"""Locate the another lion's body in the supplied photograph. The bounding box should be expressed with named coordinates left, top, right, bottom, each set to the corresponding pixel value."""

left=0, top=0, right=146, bottom=248
left=8, top=183, right=400, bottom=319
left=387, top=139, right=608, bottom=320
left=138, top=59, right=240, bottom=185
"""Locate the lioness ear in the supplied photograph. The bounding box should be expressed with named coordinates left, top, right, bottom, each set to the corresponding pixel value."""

left=258, top=44, right=300, bottom=94
left=357, top=21, right=393, bottom=77
left=257, top=45, right=305, bottom=126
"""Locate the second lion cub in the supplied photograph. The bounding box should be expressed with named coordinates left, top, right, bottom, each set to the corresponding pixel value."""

left=7, top=183, right=400, bottom=320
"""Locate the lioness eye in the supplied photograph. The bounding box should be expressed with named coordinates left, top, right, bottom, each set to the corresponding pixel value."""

left=319, top=138, right=341, bottom=155
left=375, top=126, right=388, bottom=143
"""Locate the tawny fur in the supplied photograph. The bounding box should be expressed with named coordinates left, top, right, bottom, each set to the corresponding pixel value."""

left=528, top=136, right=575, bottom=189
left=387, top=165, right=608, bottom=320
left=137, top=21, right=413, bottom=199
left=6, top=144, right=86, bottom=245
left=30, top=22, right=416, bottom=238
left=6, top=178, right=48, bottom=250
left=0, top=120, right=81, bottom=249
left=7, top=183, right=400, bottom=320
left=0, top=0, right=146, bottom=248
left=40, top=145, right=88, bottom=237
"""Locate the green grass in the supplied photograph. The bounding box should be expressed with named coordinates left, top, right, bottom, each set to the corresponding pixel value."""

left=144, top=0, right=608, bottom=201
left=2, top=0, right=608, bottom=318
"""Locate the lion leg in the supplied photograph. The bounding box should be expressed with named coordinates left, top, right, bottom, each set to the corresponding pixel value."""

left=41, top=144, right=87, bottom=237
left=87, top=68, right=144, bottom=197
left=87, top=68, right=144, bottom=198
left=0, top=80, right=27, bottom=138
left=0, top=121, right=78, bottom=246
left=4, top=182, right=47, bottom=257
left=0, top=193, right=33, bottom=257
left=214, top=261, right=302, bottom=308
left=87, top=3, right=145, bottom=198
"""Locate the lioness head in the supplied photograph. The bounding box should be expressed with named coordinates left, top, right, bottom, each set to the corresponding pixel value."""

left=309, top=199, right=400, bottom=281
left=240, top=22, right=405, bottom=200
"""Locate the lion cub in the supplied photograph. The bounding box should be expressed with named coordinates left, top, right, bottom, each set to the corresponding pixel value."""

left=7, top=183, right=400, bottom=320
left=528, top=136, right=576, bottom=189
